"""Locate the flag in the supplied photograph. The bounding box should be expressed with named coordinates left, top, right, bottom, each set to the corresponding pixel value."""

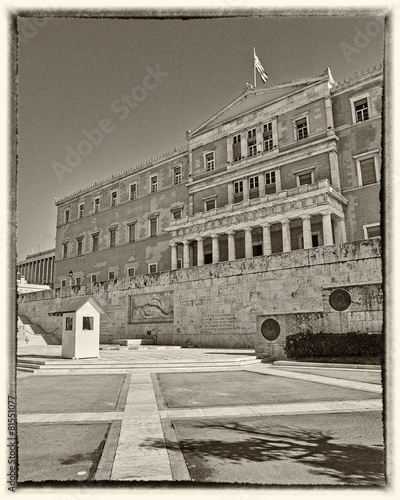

left=254, top=49, right=268, bottom=83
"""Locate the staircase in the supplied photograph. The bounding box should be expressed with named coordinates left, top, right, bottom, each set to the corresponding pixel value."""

left=18, top=315, right=61, bottom=347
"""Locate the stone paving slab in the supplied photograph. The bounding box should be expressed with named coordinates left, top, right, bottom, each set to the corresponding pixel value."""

left=18, top=412, right=123, bottom=423
left=246, top=365, right=381, bottom=393
left=110, top=372, right=172, bottom=481
left=159, top=399, right=382, bottom=420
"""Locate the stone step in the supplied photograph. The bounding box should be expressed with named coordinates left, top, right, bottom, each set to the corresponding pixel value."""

left=273, top=360, right=381, bottom=370
left=113, top=338, right=155, bottom=346
left=100, top=345, right=181, bottom=351
left=17, top=357, right=261, bottom=373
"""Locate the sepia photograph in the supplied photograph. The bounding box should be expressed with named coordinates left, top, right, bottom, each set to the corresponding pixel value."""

left=7, top=1, right=397, bottom=495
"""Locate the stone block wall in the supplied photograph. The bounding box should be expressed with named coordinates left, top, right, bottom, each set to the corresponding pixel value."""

left=17, top=239, right=382, bottom=354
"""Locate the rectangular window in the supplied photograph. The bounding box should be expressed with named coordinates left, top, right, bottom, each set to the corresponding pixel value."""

left=247, top=128, right=256, bottom=139
left=108, top=271, right=115, bottom=280
left=364, top=224, right=381, bottom=239
left=248, top=139, right=257, bottom=157
left=296, top=117, right=308, bottom=140
left=149, top=217, right=158, bottom=237
left=205, top=199, right=216, bottom=211
left=150, top=176, right=158, bottom=193
left=249, top=176, right=259, bottom=190
left=232, top=134, right=241, bottom=162
left=78, top=203, right=84, bottom=219
left=91, top=274, right=97, bottom=283
left=299, top=172, right=313, bottom=185
left=263, top=122, right=273, bottom=151
left=94, top=198, right=100, bottom=213
left=83, top=317, right=94, bottom=330
left=65, top=317, right=73, bottom=331
left=109, top=228, right=116, bottom=248
left=233, top=134, right=241, bottom=144
left=61, top=279, right=66, bottom=288
left=265, top=171, right=276, bottom=194
left=64, top=209, right=70, bottom=223
left=92, top=233, right=99, bottom=252
left=111, top=191, right=118, bottom=207
left=173, top=166, right=182, bottom=185
left=265, top=171, right=276, bottom=185
left=359, top=157, right=377, bottom=186
left=204, top=254, right=212, bottom=264
left=234, top=180, right=243, bottom=193
left=77, top=238, right=83, bottom=256
left=130, top=183, right=137, bottom=200
left=205, top=152, right=215, bottom=171
left=127, top=268, right=135, bottom=277
left=355, top=98, right=369, bottom=122
left=177, top=258, right=183, bottom=269
left=75, top=277, right=81, bottom=286
left=128, top=222, right=136, bottom=242
left=172, top=209, right=182, bottom=220
left=62, top=243, right=68, bottom=259
left=148, top=263, right=158, bottom=274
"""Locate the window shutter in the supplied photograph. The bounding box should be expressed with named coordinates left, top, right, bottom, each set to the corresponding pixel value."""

left=360, top=158, right=376, bottom=185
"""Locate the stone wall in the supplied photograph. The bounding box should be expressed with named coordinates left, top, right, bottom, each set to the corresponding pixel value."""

left=17, top=239, right=382, bottom=355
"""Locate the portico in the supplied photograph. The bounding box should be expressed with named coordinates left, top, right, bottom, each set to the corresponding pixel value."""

left=167, top=179, right=347, bottom=268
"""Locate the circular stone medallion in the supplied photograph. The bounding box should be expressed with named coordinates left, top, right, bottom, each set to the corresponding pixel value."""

left=261, top=318, right=281, bottom=341
left=329, top=288, right=352, bottom=311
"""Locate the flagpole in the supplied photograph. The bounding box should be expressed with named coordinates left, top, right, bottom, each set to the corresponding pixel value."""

left=253, top=47, right=256, bottom=87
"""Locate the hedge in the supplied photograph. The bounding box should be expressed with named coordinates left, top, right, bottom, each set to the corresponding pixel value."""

left=284, top=332, right=383, bottom=359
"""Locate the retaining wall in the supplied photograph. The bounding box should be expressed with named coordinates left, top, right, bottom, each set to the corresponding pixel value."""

left=17, top=239, right=383, bottom=356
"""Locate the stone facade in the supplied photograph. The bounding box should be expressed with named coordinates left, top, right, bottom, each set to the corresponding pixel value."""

left=53, top=65, right=382, bottom=287
left=18, top=240, right=382, bottom=354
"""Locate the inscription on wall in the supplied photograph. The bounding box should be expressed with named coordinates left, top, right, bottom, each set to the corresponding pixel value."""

left=129, top=291, right=174, bottom=324
left=200, top=314, right=252, bottom=334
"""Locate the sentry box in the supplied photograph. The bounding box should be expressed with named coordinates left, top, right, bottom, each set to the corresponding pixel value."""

left=48, top=297, right=105, bottom=359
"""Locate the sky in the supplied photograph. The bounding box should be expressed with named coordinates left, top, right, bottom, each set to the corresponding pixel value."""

left=15, top=12, right=386, bottom=260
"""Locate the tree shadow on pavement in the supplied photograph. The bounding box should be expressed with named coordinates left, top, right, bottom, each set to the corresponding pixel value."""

left=141, top=421, right=385, bottom=486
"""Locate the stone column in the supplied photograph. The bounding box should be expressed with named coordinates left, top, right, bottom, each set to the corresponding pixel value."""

left=301, top=214, right=313, bottom=249
left=244, top=227, right=253, bottom=258
left=211, top=234, right=220, bottom=264
left=183, top=240, right=190, bottom=268
left=262, top=223, right=272, bottom=255
left=170, top=242, right=178, bottom=270
left=38, top=260, right=42, bottom=284
left=197, top=237, right=204, bottom=266
left=334, top=217, right=347, bottom=244
left=281, top=218, right=291, bottom=253
left=259, top=173, right=266, bottom=197
left=227, top=231, right=236, bottom=261
left=227, top=181, right=234, bottom=205
left=49, top=257, right=54, bottom=285
left=321, top=211, right=334, bottom=246
left=243, top=177, right=249, bottom=201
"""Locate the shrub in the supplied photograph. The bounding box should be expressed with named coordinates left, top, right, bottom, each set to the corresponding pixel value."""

left=284, top=332, right=383, bottom=359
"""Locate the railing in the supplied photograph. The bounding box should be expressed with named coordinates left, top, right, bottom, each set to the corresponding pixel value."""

left=168, top=179, right=334, bottom=229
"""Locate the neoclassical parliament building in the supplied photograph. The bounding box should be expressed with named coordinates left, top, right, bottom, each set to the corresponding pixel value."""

left=51, top=65, right=382, bottom=287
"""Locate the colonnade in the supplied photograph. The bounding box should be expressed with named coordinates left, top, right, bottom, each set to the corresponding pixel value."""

left=17, top=256, right=55, bottom=285
left=170, top=211, right=346, bottom=270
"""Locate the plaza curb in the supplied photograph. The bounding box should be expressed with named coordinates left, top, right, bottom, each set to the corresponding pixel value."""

left=273, top=360, right=381, bottom=370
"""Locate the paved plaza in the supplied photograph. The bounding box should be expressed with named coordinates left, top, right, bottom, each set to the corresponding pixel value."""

left=16, top=345, right=384, bottom=486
